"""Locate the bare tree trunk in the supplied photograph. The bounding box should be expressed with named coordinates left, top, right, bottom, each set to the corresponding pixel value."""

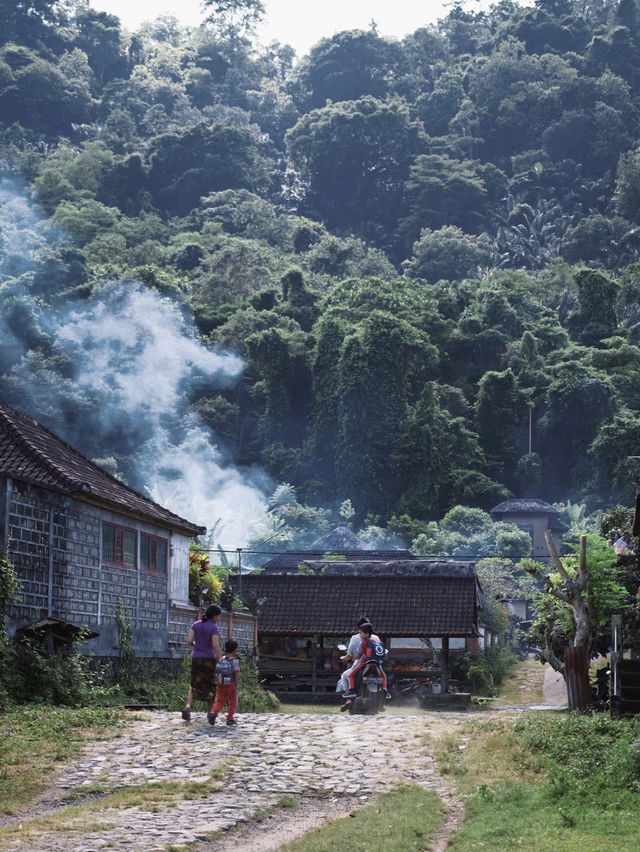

left=544, top=531, right=590, bottom=649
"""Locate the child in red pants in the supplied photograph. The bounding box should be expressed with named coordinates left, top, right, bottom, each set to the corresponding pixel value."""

left=209, top=639, right=240, bottom=727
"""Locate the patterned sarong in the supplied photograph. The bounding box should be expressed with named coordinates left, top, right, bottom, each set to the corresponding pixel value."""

left=190, top=657, right=216, bottom=702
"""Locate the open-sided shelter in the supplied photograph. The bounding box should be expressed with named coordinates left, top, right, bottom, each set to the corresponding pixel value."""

left=240, top=559, right=484, bottom=699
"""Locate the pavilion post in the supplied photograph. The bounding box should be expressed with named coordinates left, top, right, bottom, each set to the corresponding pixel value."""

left=311, top=634, right=318, bottom=698
left=441, top=636, right=450, bottom=693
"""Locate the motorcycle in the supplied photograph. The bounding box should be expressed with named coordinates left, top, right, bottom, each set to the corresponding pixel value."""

left=347, top=660, right=387, bottom=715
left=396, top=675, right=434, bottom=708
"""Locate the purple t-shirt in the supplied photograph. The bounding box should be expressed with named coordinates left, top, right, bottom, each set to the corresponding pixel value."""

left=191, top=619, right=220, bottom=659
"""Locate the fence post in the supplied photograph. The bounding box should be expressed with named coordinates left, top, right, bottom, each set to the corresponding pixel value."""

left=564, top=645, right=589, bottom=712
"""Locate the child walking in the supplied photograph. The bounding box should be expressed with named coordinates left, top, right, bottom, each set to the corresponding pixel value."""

left=209, top=639, right=240, bottom=727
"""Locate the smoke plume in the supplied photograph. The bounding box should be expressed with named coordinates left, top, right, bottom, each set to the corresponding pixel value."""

left=0, top=177, right=269, bottom=546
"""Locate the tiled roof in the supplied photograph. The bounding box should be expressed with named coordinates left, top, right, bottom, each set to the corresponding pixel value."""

left=491, top=498, right=558, bottom=514
left=260, top=550, right=414, bottom=572
left=238, top=574, right=479, bottom=637
left=308, top=526, right=373, bottom=551
left=0, top=405, right=205, bottom=536
left=491, top=498, right=569, bottom=532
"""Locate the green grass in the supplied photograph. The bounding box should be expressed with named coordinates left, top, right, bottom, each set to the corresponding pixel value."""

left=496, top=656, right=545, bottom=705
left=0, top=706, right=124, bottom=814
left=433, top=713, right=640, bottom=851
left=0, top=777, right=227, bottom=847
left=280, top=785, right=445, bottom=852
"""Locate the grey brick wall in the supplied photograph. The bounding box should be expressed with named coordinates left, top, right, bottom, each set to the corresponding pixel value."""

left=169, top=608, right=257, bottom=656
left=6, top=481, right=60, bottom=622
left=5, top=478, right=174, bottom=657
left=139, top=570, right=168, bottom=631
left=100, top=564, right=137, bottom=624
left=51, top=504, right=100, bottom=623
left=169, top=605, right=196, bottom=650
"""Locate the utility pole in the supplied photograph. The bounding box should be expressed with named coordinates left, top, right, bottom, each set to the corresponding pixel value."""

left=237, top=547, right=243, bottom=600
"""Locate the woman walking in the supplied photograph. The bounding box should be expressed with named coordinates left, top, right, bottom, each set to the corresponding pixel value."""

left=182, top=604, right=222, bottom=721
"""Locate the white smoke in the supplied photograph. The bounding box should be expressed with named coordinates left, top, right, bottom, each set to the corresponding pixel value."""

left=0, top=178, right=271, bottom=546
left=55, top=287, right=243, bottom=414
left=51, top=284, right=270, bottom=544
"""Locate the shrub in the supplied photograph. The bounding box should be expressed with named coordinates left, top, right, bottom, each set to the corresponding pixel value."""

left=451, top=646, right=519, bottom=696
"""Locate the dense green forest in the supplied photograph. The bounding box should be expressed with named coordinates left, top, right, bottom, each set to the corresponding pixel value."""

left=2, top=0, right=640, bottom=545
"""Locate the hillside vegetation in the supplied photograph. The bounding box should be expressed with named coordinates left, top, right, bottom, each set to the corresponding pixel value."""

left=2, top=0, right=640, bottom=536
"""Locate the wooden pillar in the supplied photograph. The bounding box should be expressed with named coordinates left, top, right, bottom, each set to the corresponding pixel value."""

left=441, top=636, right=450, bottom=693
left=311, top=634, right=318, bottom=698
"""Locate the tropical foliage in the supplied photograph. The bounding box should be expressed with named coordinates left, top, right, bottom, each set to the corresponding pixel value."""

left=2, top=0, right=640, bottom=541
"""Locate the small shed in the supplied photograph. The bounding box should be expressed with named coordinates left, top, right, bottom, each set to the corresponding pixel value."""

left=240, top=568, right=481, bottom=699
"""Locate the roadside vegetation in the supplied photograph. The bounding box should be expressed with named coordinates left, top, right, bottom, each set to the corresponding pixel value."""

left=281, top=785, right=445, bottom=852
left=0, top=706, right=123, bottom=814
left=433, top=712, right=640, bottom=851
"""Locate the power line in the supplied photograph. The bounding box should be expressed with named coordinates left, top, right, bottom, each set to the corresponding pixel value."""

left=196, top=547, right=528, bottom=559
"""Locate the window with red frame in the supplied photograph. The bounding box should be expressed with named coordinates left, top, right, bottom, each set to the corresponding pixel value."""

left=141, top=534, right=167, bottom=574
left=102, top=522, right=136, bottom=568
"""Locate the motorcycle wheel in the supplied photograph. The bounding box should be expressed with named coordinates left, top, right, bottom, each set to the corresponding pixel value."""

left=366, top=693, right=379, bottom=715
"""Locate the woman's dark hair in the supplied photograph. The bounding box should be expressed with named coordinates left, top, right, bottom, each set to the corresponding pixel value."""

left=357, top=615, right=370, bottom=628
left=202, top=604, right=222, bottom=621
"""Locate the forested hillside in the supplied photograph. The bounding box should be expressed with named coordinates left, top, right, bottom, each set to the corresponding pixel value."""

left=2, top=0, right=640, bottom=544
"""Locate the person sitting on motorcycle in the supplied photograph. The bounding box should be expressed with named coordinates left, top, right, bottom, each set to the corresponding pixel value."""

left=336, top=615, right=381, bottom=696
left=342, top=623, right=389, bottom=699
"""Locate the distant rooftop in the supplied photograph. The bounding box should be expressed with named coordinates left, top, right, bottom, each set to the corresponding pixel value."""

left=308, top=525, right=373, bottom=551
left=260, top=525, right=415, bottom=572
left=491, top=498, right=559, bottom=514
left=491, top=498, right=568, bottom=532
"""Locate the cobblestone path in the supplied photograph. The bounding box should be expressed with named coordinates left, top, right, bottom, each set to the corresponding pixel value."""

left=1, top=710, right=462, bottom=852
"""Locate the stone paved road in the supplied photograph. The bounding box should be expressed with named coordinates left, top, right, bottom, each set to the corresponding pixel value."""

left=3, top=710, right=452, bottom=852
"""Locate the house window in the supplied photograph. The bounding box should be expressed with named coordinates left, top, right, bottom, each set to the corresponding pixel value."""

left=141, top=534, right=168, bottom=574
left=102, top=522, right=136, bottom=568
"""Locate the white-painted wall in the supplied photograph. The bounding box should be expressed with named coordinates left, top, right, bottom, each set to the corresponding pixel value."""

left=170, top=533, right=190, bottom=603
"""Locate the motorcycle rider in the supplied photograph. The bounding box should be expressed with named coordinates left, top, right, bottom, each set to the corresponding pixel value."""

left=342, top=622, right=390, bottom=702
left=336, top=615, right=381, bottom=697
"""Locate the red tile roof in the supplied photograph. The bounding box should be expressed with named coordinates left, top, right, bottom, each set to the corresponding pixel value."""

left=239, top=574, right=479, bottom=637
left=0, top=405, right=205, bottom=536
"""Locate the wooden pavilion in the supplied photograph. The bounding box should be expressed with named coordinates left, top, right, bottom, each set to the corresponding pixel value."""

left=239, top=563, right=483, bottom=701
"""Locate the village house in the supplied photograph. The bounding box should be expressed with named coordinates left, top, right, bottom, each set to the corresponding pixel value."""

left=490, top=498, right=568, bottom=563
left=0, top=405, right=255, bottom=658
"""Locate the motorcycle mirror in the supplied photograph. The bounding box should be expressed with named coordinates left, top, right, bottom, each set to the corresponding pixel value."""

left=337, top=644, right=347, bottom=651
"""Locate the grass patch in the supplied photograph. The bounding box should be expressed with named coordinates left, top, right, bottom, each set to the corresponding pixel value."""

left=277, top=793, right=299, bottom=809
left=432, top=712, right=640, bottom=851
left=0, top=776, right=227, bottom=847
left=281, top=785, right=445, bottom=852
left=0, top=705, right=123, bottom=814
left=497, top=656, right=545, bottom=705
